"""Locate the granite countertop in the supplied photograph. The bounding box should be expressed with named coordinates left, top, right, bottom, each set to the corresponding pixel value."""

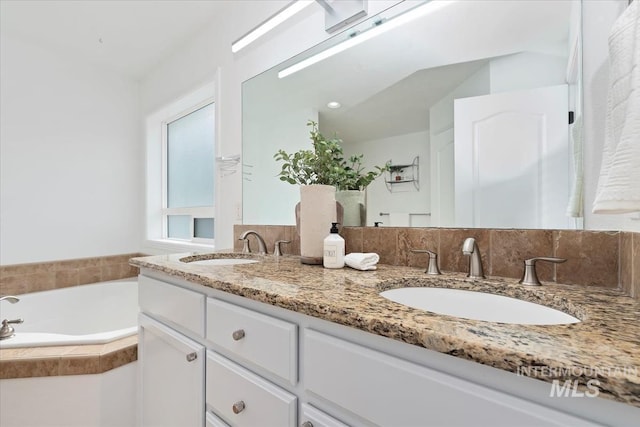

left=130, top=252, right=640, bottom=407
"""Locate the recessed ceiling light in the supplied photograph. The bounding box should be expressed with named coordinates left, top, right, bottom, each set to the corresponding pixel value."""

left=327, top=101, right=341, bottom=109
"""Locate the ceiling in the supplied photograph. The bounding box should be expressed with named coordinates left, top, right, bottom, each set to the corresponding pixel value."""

left=0, top=0, right=228, bottom=80
left=245, top=0, right=574, bottom=143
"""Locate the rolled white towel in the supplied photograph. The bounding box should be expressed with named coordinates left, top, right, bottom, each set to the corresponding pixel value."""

left=345, top=253, right=380, bottom=271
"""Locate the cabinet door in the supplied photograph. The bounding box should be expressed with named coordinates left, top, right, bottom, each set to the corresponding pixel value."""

left=139, top=314, right=205, bottom=427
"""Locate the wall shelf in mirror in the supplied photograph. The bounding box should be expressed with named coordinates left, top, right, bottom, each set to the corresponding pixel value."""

left=386, top=156, right=419, bottom=192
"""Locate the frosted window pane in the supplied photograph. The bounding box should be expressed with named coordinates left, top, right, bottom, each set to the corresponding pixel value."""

left=194, top=218, right=214, bottom=239
left=167, top=215, right=190, bottom=239
left=167, top=103, right=215, bottom=208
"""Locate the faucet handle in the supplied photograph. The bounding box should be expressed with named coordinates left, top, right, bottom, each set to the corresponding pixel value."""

left=519, top=257, right=567, bottom=286
left=0, top=318, right=24, bottom=340
left=274, top=240, right=291, bottom=256
left=239, top=238, right=251, bottom=254
left=411, top=249, right=441, bottom=275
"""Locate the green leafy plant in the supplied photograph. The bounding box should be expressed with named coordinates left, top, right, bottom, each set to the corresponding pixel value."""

left=274, top=121, right=388, bottom=190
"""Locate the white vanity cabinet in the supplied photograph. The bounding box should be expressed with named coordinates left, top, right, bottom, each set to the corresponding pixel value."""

left=139, top=314, right=205, bottom=427
left=138, top=275, right=207, bottom=427
left=138, top=271, right=639, bottom=427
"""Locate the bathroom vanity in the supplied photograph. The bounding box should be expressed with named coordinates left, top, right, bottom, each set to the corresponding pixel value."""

left=132, top=253, right=640, bottom=427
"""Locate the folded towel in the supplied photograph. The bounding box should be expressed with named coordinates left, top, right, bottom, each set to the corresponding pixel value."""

left=345, top=253, right=380, bottom=271
left=593, top=1, right=640, bottom=214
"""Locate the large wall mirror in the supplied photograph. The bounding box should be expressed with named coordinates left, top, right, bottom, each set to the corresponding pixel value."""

left=243, top=0, right=583, bottom=229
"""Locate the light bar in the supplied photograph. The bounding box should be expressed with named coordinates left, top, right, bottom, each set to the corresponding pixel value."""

left=232, top=0, right=315, bottom=53
left=278, top=0, right=455, bottom=78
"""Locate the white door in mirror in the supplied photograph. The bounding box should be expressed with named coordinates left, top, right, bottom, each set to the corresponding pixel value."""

left=379, top=287, right=580, bottom=325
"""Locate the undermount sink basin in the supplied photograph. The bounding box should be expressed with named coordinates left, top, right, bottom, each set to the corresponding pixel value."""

left=179, top=253, right=259, bottom=266
left=189, top=259, right=259, bottom=266
left=380, top=287, right=580, bottom=325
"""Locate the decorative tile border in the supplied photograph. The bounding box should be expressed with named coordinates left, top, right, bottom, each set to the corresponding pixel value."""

left=0, top=253, right=143, bottom=295
left=235, top=225, right=640, bottom=299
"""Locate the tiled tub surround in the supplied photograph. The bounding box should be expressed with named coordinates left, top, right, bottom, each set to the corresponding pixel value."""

left=131, top=253, right=640, bottom=407
left=0, top=253, right=142, bottom=295
left=235, top=225, right=640, bottom=298
left=0, top=253, right=142, bottom=379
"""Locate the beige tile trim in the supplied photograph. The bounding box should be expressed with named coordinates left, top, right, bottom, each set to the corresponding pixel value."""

left=0, top=335, right=138, bottom=379
left=0, top=253, right=144, bottom=295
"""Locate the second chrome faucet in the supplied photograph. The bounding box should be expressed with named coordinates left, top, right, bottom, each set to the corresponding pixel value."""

left=462, top=237, right=485, bottom=279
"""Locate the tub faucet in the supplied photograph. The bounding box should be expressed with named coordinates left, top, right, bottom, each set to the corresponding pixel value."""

left=239, top=230, right=268, bottom=254
left=462, top=237, right=485, bottom=279
left=0, top=318, right=24, bottom=340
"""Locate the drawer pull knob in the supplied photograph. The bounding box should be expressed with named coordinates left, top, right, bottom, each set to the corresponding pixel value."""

left=232, top=400, right=245, bottom=414
left=185, top=352, right=198, bottom=362
left=232, top=329, right=245, bottom=341
left=301, top=422, right=314, bottom=427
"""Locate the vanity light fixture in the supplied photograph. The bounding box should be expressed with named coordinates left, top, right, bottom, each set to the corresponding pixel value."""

left=278, top=0, right=456, bottom=78
left=232, top=0, right=315, bottom=53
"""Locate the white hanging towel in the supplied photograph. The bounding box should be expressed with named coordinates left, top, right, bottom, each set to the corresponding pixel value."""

left=388, top=212, right=410, bottom=227
left=593, top=1, right=640, bottom=214
left=566, top=115, right=584, bottom=217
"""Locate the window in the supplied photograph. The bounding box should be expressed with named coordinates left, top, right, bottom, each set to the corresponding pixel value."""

left=162, top=102, right=215, bottom=243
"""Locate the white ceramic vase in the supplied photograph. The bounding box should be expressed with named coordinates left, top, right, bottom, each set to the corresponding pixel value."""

left=296, top=185, right=338, bottom=265
left=336, top=190, right=366, bottom=227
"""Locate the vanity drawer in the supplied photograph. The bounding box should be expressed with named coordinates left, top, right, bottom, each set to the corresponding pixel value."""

left=139, top=275, right=205, bottom=337
left=206, top=351, right=297, bottom=427
left=205, top=411, right=230, bottom=427
left=300, top=403, right=348, bottom=427
left=206, top=297, right=297, bottom=384
left=304, top=329, right=599, bottom=427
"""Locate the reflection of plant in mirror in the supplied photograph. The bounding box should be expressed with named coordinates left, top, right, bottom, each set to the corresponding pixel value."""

left=274, top=120, right=388, bottom=190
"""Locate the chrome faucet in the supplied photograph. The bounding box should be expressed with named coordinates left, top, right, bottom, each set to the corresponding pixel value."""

left=239, top=230, right=268, bottom=254
left=0, top=296, right=20, bottom=304
left=462, top=237, right=485, bottom=279
left=0, top=296, right=22, bottom=340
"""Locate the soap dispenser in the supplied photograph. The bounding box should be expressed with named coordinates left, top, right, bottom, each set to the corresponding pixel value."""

left=323, top=222, right=345, bottom=269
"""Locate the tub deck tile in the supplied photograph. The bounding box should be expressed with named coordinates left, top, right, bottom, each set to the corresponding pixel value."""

left=0, top=336, right=137, bottom=379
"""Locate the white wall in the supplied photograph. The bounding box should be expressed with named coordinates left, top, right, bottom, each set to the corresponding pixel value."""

left=243, top=106, right=318, bottom=225
left=0, top=35, right=142, bottom=265
left=343, top=131, right=430, bottom=227
left=139, top=0, right=402, bottom=250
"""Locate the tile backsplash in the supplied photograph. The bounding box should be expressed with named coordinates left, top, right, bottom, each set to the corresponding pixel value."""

left=235, top=225, right=640, bottom=299
left=0, top=253, right=143, bottom=295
